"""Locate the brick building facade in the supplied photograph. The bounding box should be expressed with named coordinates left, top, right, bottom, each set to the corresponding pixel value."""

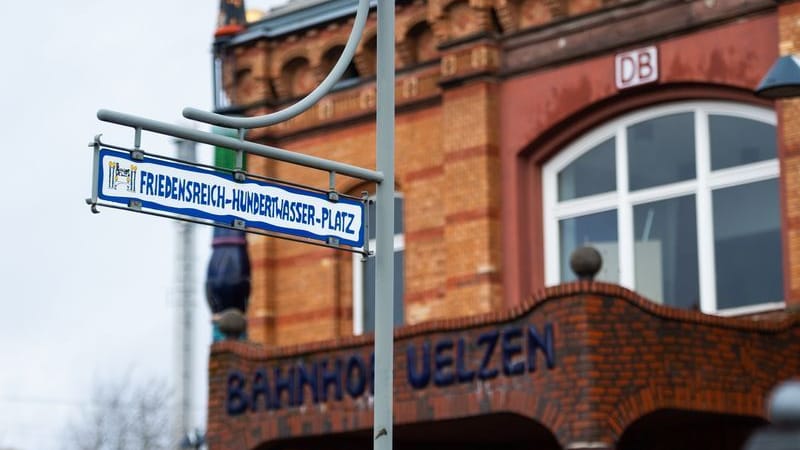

left=205, top=0, right=800, bottom=448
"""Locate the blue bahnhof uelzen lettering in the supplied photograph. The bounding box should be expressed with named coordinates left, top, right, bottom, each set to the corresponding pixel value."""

left=225, top=323, right=555, bottom=415
left=98, top=148, right=364, bottom=247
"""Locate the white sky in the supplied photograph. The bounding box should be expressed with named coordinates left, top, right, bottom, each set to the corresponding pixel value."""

left=0, top=1, right=284, bottom=448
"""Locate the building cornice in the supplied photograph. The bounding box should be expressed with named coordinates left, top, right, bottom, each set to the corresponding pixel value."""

left=501, top=0, right=777, bottom=77
left=211, top=281, right=799, bottom=361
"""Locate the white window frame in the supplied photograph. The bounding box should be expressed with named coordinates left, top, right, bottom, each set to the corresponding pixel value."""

left=352, top=196, right=405, bottom=335
left=542, top=101, right=783, bottom=315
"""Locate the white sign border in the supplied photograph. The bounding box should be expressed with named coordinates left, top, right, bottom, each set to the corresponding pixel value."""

left=96, top=148, right=365, bottom=248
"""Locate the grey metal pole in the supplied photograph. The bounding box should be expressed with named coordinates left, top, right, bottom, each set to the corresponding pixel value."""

left=96, top=109, right=384, bottom=183
left=174, top=138, right=197, bottom=448
left=373, top=0, right=395, bottom=448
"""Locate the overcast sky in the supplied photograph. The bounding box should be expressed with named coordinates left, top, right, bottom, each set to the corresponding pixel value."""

left=0, top=1, right=282, bottom=448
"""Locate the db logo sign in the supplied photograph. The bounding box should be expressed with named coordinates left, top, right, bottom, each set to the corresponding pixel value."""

left=615, top=46, right=658, bottom=90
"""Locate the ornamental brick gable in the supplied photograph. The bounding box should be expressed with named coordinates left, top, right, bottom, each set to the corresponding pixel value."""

left=207, top=283, right=800, bottom=449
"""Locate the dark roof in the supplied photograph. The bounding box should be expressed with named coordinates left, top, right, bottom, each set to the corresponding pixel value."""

left=225, top=0, right=376, bottom=46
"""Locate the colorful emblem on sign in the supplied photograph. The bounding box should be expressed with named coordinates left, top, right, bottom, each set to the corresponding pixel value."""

left=108, top=161, right=138, bottom=192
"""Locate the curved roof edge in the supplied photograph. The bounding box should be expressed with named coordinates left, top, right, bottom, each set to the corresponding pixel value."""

left=212, top=281, right=799, bottom=360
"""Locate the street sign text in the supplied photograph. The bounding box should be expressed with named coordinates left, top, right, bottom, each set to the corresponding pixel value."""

left=97, top=148, right=364, bottom=247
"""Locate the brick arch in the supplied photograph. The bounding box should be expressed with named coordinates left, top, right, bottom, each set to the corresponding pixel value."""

left=271, top=47, right=311, bottom=79
left=605, top=385, right=768, bottom=443
left=546, top=0, right=568, bottom=19
left=397, top=10, right=428, bottom=38
left=435, top=0, right=472, bottom=16
left=428, top=0, right=481, bottom=41
left=356, top=26, right=378, bottom=54
left=441, top=0, right=475, bottom=40
left=274, top=55, right=315, bottom=99
left=249, top=412, right=561, bottom=450
left=479, top=393, right=564, bottom=441
left=393, top=399, right=564, bottom=447
left=402, top=19, right=438, bottom=66
left=320, top=37, right=354, bottom=63
left=396, top=13, right=425, bottom=68
left=392, top=387, right=566, bottom=446
left=428, top=0, right=447, bottom=20
left=271, top=50, right=311, bottom=98
left=493, top=0, right=518, bottom=33
left=318, top=36, right=364, bottom=83
left=513, top=0, right=561, bottom=30
left=519, top=83, right=770, bottom=163
left=354, top=30, right=377, bottom=76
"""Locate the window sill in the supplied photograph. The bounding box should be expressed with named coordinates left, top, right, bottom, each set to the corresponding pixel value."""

left=712, top=301, right=786, bottom=318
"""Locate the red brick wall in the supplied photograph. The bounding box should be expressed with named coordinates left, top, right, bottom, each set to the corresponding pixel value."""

left=500, top=13, right=778, bottom=305
left=777, top=1, right=800, bottom=309
left=206, top=282, right=800, bottom=449
left=245, top=75, right=506, bottom=346
left=242, top=48, right=506, bottom=346
left=223, top=0, right=788, bottom=346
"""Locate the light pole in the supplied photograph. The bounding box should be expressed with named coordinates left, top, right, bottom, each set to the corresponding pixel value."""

left=373, top=0, right=396, bottom=448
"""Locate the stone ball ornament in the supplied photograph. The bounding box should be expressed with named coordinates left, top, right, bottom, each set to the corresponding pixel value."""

left=742, top=380, right=800, bottom=450
left=569, top=246, right=603, bottom=281
left=216, top=308, right=248, bottom=339
left=769, top=380, right=800, bottom=427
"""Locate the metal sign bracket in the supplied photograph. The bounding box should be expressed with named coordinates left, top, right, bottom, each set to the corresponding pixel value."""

left=88, top=0, right=395, bottom=446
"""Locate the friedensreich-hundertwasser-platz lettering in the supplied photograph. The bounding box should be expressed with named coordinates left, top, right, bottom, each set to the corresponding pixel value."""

left=225, top=323, right=555, bottom=415
left=137, top=170, right=356, bottom=234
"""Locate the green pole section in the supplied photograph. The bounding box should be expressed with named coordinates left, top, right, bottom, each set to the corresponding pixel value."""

left=212, top=126, right=245, bottom=171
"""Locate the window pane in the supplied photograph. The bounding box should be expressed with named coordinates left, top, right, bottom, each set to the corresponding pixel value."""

left=361, top=249, right=404, bottom=333
left=713, top=179, right=783, bottom=310
left=558, top=137, right=616, bottom=201
left=395, top=196, right=404, bottom=233
left=633, top=195, right=699, bottom=309
left=628, top=112, right=695, bottom=191
left=368, top=195, right=403, bottom=240
left=559, top=210, right=618, bottom=283
left=710, top=115, right=776, bottom=170
left=363, top=254, right=375, bottom=332
left=394, top=250, right=404, bottom=324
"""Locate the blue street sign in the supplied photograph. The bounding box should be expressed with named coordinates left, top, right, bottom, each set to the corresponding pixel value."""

left=97, top=148, right=364, bottom=247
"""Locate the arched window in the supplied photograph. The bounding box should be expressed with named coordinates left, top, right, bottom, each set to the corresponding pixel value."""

left=281, top=57, right=315, bottom=98
left=406, top=22, right=437, bottom=66
left=543, top=101, right=782, bottom=315
left=321, top=45, right=360, bottom=87
left=352, top=193, right=404, bottom=334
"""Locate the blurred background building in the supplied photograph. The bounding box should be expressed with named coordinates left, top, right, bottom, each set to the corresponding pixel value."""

left=202, top=0, right=800, bottom=449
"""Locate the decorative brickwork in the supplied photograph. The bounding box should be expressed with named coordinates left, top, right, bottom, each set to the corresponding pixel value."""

left=206, top=282, right=800, bottom=449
